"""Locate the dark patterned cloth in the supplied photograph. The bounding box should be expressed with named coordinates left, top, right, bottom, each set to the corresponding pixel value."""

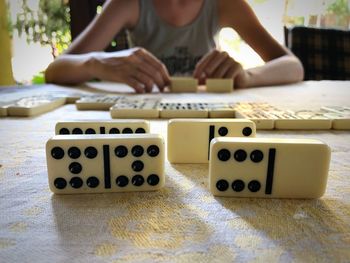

left=285, top=26, right=350, bottom=80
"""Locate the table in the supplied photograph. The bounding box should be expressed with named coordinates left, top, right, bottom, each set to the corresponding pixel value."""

left=0, top=81, right=349, bottom=262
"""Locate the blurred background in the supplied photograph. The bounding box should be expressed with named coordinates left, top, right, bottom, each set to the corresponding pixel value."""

left=1, top=0, right=349, bottom=85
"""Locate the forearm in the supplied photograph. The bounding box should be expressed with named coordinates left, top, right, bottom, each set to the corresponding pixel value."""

left=243, top=55, right=304, bottom=88
left=45, top=49, right=140, bottom=85
left=45, top=54, right=94, bottom=85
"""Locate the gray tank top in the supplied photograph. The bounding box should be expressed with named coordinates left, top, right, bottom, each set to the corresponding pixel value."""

left=129, top=0, right=219, bottom=75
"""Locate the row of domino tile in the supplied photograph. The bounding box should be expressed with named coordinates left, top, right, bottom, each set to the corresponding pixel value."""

left=47, top=119, right=331, bottom=198
left=2, top=94, right=349, bottom=130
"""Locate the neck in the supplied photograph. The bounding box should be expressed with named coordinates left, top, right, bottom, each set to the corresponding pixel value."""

left=152, top=0, right=205, bottom=27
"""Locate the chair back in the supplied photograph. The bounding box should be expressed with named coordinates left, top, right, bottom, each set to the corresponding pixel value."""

left=285, top=26, right=350, bottom=80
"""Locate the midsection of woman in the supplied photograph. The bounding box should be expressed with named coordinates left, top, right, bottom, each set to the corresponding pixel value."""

left=129, top=0, right=218, bottom=75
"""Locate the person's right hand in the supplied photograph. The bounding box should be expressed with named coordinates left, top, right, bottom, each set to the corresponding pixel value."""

left=86, top=48, right=170, bottom=93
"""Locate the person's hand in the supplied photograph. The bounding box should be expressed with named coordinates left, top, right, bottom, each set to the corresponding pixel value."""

left=193, top=50, right=250, bottom=89
left=86, top=48, right=170, bottom=93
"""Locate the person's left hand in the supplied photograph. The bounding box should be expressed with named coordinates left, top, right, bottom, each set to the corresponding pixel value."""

left=193, top=50, right=250, bottom=88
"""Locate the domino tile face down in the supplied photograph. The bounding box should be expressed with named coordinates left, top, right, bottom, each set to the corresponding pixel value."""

left=206, top=79, right=233, bottom=93
left=75, top=95, right=125, bottom=110
left=159, top=103, right=209, bottom=118
left=55, top=120, right=150, bottom=135
left=110, top=98, right=161, bottom=118
left=321, top=106, right=350, bottom=130
left=46, top=134, right=165, bottom=194
left=6, top=96, right=66, bottom=117
left=167, top=119, right=256, bottom=163
left=209, top=137, right=331, bottom=198
left=169, top=77, right=198, bottom=93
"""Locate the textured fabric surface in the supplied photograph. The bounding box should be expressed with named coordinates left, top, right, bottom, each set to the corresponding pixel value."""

left=286, top=26, right=350, bottom=80
left=0, top=81, right=350, bottom=263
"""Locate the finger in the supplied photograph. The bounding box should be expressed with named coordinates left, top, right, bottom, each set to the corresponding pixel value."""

left=224, top=63, right=243, bottom=79
left=129, top=53, right=165, bottom=90
left=135, top=49, right=170, bottom=86
left=155, top=81, right=165, bottom=92
left=95, top=58, right=147, bottom=93
left=212, top=57, right=234, bottom=78
left=193, top=50, right=219, bottom=78
left=133, top=70, right=155, bottom=93
left=123, top=77, right=145, bottom=93
left=198, top=77, right=206, bottom=85
left=134, top=57, right=165, bottom=90
left=204, top=52, right=229, bottom=77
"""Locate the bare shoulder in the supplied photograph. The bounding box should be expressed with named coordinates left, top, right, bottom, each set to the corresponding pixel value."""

left=217, top=0, right=256, bottom=28
left=105, top=0, right=139, bottom=28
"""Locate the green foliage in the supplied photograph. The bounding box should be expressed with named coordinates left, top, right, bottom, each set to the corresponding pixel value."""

left=31, top=72, right=45, bottom=84
left=13, top=0, right=71, bottom=57
left=327, top=0, right=350, bottom=27
left=327, top=0, right=350, bottom=15
left=285, top=0, right=349, bottom=28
